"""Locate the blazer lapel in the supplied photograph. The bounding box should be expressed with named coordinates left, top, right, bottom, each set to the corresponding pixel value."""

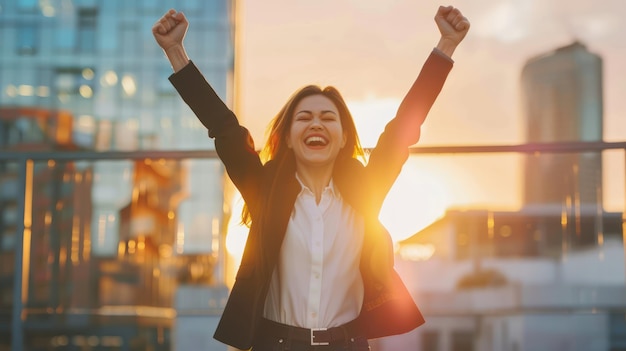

left=259, top=155, right=301, bottom=273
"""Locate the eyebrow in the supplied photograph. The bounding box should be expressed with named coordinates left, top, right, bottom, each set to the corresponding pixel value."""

left=295, top=110, right=338, bottom=115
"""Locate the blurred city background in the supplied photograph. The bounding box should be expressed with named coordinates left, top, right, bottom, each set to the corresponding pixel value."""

left=0, top=1, right=625, bottom=351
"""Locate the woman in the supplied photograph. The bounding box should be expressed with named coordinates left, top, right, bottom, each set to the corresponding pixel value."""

left=153, top=5, right=469, bottom=351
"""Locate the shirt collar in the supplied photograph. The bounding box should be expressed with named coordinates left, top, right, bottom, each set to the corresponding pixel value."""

left=295, top=172, right=338, bottom=198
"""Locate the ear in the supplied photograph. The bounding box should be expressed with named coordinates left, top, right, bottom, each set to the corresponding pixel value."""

left=341, top=132, right=347, bottom=148
left=286, top=133, right=293, bottom=149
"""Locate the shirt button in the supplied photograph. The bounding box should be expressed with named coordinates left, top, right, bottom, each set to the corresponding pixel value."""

left=311, top=312, right=317, bottom=318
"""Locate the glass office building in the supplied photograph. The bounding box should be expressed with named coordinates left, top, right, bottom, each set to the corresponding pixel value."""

left=521, top=42, right=604, bottom=208
left=0, top=0, right=234, bottom=150
left=0, top=1, right=236, bottom=350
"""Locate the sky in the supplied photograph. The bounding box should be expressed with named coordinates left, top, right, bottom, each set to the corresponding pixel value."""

left=228, top=0, right=626, bottom=245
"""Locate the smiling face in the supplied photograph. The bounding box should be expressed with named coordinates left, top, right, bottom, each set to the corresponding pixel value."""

left=287, top=94, right=347, bottom=170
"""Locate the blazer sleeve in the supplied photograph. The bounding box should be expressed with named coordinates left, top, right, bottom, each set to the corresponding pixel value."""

left=365, top=49, right=453, bottom=211
left=169, top=61, right=263, bottom=202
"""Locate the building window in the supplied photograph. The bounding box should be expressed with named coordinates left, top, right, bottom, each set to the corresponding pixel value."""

left=17, top=23, right=38, bottom=55
left=610, top=313, right=626, bottom=350
left=78, top=8, right=97, bottom=53
left=17, top=0, right=38, bottom=12
left=0, top=117, right=46, bottom=147
left=451, top=331, right=475, bottom=351
left=421, top=331, right=440, bottom=351
left=55, top=27, right=76, bottom=51
left=158, top=67, right=176, bottom=95
left=119, top=22, right=140, bottom=56
left=54, top=67, right=96, bottom=106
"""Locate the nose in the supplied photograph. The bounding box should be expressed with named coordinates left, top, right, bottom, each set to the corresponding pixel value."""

left=309, top=116, right=323, bottom=129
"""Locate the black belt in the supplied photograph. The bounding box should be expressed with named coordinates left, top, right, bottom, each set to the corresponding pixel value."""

left=259, top=318, right=364, bottom=346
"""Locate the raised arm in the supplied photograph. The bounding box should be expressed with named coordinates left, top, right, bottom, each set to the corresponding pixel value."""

left=393, top=5, right=470, bottom=144
left=153, top=9, right=264, bottom=205
left=152, top=9, right=191, bottom=72
left=362, top=6, right=469, bottom=211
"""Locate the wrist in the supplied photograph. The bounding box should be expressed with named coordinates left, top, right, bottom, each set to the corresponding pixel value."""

left=436, top=37, right=458, bottom=58
left=164, top=44, right=190, bottom=72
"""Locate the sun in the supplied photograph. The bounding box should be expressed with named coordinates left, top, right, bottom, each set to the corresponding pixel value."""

left=378, top=158, right=451, bottom=242
left=348, top=97, right=452, bottom=242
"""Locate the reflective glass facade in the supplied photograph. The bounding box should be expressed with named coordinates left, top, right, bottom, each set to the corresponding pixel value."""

left=0, top=1, right=235, bottom=350
left=0, top=0, right=235, bottom=258
left=0, top=0, right=234, bottom=151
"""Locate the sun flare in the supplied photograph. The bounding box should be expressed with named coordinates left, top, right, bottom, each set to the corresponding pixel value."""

left=379, top=159, right=451, bottom=242
left=349, top=97, right=452, bottom=241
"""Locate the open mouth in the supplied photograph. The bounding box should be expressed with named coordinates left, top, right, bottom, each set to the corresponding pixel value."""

left=305, top=136, right=328, bottom=147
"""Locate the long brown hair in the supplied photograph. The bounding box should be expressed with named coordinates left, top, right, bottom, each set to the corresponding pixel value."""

left=242, top=85, right=365, bottom=226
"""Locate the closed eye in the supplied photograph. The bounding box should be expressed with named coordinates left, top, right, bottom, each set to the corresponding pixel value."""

left=321, top=112, right=339, bottom=121
left=294, top=111, right=338, bottom=122
left=295, top=113, right=312, bottom=121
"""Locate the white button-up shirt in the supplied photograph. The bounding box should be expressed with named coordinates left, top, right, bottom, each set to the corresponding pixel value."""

left=263, top=176, right=365, bottom=328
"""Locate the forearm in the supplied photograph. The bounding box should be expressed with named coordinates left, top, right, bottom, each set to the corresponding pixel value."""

left=365, top=50, right=453, bottom=200
left=395, top=49, right=453, bottom=136
left=164, top=44, right=190, bottom=73
left=169, top=61, right=234, bottom=134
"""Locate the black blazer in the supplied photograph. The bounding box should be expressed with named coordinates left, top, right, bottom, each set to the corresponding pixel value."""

left=170, top=49, right=453, bottom=350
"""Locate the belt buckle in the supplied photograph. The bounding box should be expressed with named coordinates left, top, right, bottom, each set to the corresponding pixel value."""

left=311, top=328, right=329, bottom=346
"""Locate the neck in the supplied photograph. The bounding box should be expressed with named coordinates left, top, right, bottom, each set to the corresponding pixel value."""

left=295, top=164, right=334, bottom=203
